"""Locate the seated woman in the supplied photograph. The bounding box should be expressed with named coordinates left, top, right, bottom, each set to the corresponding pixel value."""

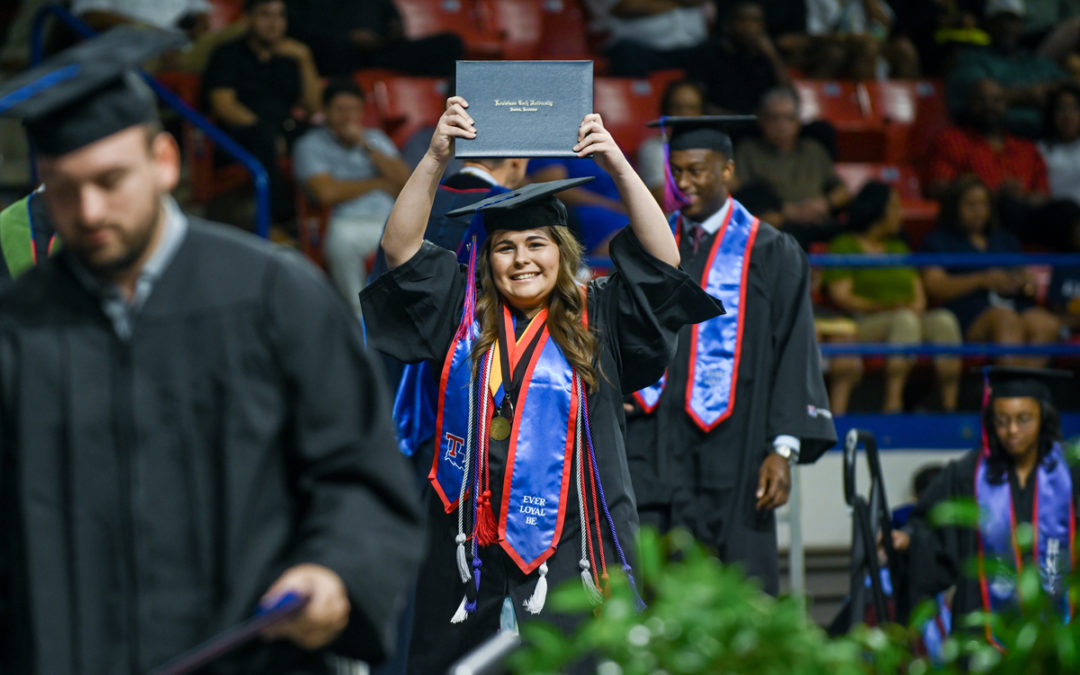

left=920, top=175, right=1062, bottom=368
left=360, top=97, right=723, bottom=673
left=824, top=181, right=962, bottom=413
left=893, top=367, right=1077, bottom=646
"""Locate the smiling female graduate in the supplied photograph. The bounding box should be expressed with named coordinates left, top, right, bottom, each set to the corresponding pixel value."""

left=893, top=366, right=1078, bottom=646
left=359, top=96, right=724, bottom=672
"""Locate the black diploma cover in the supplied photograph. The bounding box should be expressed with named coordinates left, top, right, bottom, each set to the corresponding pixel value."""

left=454, top=60, right=593, bottom=158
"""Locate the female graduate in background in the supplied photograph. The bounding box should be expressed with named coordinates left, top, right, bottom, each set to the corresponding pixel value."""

left=892, top=367, right=1077, bottom=646
left=360, top=97, right=723, bottom=672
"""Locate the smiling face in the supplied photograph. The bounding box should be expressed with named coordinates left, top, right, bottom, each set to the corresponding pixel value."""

left=669, top=148, right=732, bottom=220
left=39, top=124, right=178, bottom=279
left=992, top=396, right=1042, bottom=461
left=488, top=227, right=561, bottom=315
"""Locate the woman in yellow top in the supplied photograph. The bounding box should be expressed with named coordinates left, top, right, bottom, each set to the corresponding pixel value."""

left=824, top=181, right=962, bottom=413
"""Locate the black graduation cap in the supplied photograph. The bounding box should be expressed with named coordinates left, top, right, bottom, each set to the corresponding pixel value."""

left=984, top=366, right=1073, bottom=403
left=445, top=176, right=594, bottom=234
left=645, top=115, right=756, bottom=157
left=0, top=25, right=186, bottom=156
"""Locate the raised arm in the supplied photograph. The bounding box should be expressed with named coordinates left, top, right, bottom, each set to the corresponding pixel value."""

left=381, top=97, right=476, bottom=269
left=575, top=113, right=679, bottom=267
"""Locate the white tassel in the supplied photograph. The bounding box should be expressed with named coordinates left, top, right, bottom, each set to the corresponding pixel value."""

left=455, top=534, right=470, bottom=584
left=523, top=563, right=549, bottom=615
left=450, top=594, right=471, bottom=624
left=579, top=560, right=603, bottom=606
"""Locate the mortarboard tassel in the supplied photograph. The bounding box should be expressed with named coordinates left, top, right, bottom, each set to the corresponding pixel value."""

left=523, top=563, right=549, bottom=615
left=455, top=533, right=470, bottom=584
left=450, top=595, right=470, bottom=624
left=475, top=490, right=499, bottom=547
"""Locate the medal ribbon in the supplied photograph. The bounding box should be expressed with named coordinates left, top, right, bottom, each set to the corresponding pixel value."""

left=975, top=444, right=1074, bottom=647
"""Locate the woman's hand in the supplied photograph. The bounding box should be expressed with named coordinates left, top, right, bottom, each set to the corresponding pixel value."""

left=428, top=96, right=476, bottom=166
left=574, top=113, right=627, bottom=175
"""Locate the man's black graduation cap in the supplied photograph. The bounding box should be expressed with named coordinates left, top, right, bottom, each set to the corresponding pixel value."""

left=645, top=115, right=756, bottom=158
left=445, top=176, right=594, bottom=234
left=0, top=25, right=186, bottom=156
left=984, top=366, right=1073, bottom=402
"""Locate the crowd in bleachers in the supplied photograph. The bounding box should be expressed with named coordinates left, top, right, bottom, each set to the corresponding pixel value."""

left=2, top=0, right=1080, bottom=413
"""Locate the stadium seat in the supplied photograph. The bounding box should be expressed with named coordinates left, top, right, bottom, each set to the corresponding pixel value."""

left=537, top=0, right=592, bottom=60
left=594, top=70, right=684, bottom=156
left=908, top=80, right=950, bottom=165
left=793, top=79, right=884, bottom=162
left=207, top=0, right=243, bottom=30
left=479, top=0, right=544, bottom=60
left=371, top=76, right=451, bottom=147
left=835, top=163, right=940, bottom=248
left=394, top=0, right=502, bottom=58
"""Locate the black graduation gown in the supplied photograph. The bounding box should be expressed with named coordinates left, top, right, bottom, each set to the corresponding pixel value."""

left=359, top=228, right=723, bottom=674
left=0, top=220, right=424, bottom=674
left=625, top=214, right=837, bottom=595
left=904, top=449, right=1080, bottom=624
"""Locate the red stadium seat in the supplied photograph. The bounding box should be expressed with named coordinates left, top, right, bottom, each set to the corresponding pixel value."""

left=395, top=0, right=502, bottom=58
left=793, top=79, right=884, bottom=162
left=537, top=0, right=592, bottom=60
left=371, top=76, right=451, bottom=147
left=479, top=0, right=544, bottom=60
left=835, top=163, right=940, bottom=248
left=207, top=0, right=243, bottom=30
left=908, top=80, right=950, bottom=165
left=594, top=70, right=684, bottom=156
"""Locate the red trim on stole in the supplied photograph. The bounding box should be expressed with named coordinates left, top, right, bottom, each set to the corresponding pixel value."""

left=683, top=205, right=760, bottom=432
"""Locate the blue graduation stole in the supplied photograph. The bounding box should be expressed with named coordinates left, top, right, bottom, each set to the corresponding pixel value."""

left=633, top=199, right=759, bottom=431
left=432, top=269, right=584, bottom=574
left=975, top=444, right=1074, bottom=646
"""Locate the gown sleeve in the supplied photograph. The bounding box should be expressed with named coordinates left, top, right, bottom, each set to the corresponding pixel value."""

left=593, top=227, right=725, bottom=394
left=264, top=250, right=425, bottom=662
left=764, top=232, right=837, bottom=463
left=904, top=455, right=972, bottom=611
left=359, top=241, right=468, bottom=364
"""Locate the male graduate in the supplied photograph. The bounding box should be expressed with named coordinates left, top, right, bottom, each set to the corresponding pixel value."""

left=0, top=187, right=56, bottom=287
left=625, top=116, right=837, bottom=594
left=0, top=26, right=423, bottom=674
left=893, top=367, right=1077, bottom=646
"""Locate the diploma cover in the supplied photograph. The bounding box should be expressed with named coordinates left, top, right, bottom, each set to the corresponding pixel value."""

left=455, top=60, right=593, bottom=158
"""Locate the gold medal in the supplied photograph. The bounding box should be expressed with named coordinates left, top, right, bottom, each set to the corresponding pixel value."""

left=490, top=415, right=512, bottom=441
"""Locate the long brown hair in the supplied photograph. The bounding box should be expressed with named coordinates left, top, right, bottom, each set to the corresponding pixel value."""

left=472, top=225, right=600, bottom=392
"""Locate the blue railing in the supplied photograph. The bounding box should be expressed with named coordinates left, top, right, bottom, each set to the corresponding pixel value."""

left=29, top=4, right=271, bottom=238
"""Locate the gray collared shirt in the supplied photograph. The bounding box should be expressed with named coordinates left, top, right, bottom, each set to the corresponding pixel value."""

left=69, top=197, right=188, bottom=340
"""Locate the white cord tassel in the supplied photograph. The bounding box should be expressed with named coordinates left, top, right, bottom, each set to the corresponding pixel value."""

left=579, top=559, right=603, bottom=606
left=450, top=594, right=471, bottom=624
left=523, top=563, right=549, bottom=615
left=455, top=533, right=470, bottom=584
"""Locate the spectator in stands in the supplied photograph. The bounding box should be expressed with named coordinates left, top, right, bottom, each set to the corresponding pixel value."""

left=925, top=77, right=1050, bottom=240
left=294, top=79, right=409, bottom=315
left=203, top=0, right=322, bottom=229
left=1049, top=213, right=1080, bottom=336
left=698, top=1, right=790, bottom=115
left=734, top=85, right=851, bottom=248
left=893, top=0, right=984, bottom=78
left=637, top=78, right=707, bottom=204
left=286, top=0, right=463, bottom=78
left=946, top=0, right=1065, bottom=138
left=825, top=182, right=962, bottom=413
left=802, top=0, right=920, bottom=79
left=589, top=0, right=711, bottom=77
left=920, top=175, right=1061, bottom=368
left=71, top=0, right=231, bottom=72
left=527, top=157, right=628, bottom=255
left=1037, top=83, right=1080, bottom=206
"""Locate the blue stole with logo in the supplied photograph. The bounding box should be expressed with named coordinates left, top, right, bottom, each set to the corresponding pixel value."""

left=975, top=444, right=1074, bottom=644
left=432, top=271, right=583, bottom=574
left=633, top=199, right=758, bottom=431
